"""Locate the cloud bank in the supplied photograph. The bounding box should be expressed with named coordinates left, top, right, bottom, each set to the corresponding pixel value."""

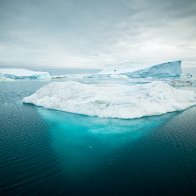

left=0, top=0, right=196, bottom=68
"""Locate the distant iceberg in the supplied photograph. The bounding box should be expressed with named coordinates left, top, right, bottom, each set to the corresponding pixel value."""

left=99, top=61, right=182, bottom=78
left=23, top=81, right=196, bottom=119
left=0, top=75, right=14, bottom=82
left=0, top=69, right=51, bottom=80
left=125, top=61, right=182, bottom=78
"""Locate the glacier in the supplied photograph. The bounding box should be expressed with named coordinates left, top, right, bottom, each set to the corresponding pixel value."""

left=0, top=69, right=51, bottom=80
left=23, top=81, right=196, bottom=119
left=98, top=60, right=182, bottom=79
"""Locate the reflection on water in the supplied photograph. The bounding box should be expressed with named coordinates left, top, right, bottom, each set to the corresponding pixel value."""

left=38, top=108, right=176, bottom=180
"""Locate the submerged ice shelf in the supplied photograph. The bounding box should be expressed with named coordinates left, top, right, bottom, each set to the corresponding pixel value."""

left=23, top=81, right=196, bottom=119
left=0, top=68, right=51, bottom=80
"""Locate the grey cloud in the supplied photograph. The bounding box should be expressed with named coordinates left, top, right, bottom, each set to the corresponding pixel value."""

left=0, top=0, right=195, bottom=67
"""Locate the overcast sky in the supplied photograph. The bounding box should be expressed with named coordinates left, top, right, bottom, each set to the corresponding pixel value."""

left=0, top=0, right=196, bottom=68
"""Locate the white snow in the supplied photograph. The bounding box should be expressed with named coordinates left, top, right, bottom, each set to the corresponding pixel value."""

left=23, top=81, right=196, bottom=119
left=0, top=69, right=51, bottom=80
left=100, top=61, right=182, bottom=78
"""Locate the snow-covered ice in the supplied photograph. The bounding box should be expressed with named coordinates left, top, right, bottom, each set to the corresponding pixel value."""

left=99, top=61, right=182, bottom=78
left=23, top=81, right=196, bottom=119
left=124, top=61, right=182, bottom=78
left=0, top=69, right=51, bottom=80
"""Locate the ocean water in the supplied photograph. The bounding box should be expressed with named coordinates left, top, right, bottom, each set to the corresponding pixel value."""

left=1, top=80, right=196, bottom=195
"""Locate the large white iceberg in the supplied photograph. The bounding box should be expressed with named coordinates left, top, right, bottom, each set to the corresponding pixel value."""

left=99, top=61, right=182, bottom=78
left=0, top=69, right=51, bottom=80
left=23, top=81, right=196, bottom=119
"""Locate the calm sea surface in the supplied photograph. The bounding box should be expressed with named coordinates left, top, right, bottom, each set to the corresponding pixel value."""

left=0, top=73, right=196, bottom=195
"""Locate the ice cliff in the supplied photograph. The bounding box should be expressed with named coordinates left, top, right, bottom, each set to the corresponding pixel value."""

left=100, top=61, right=182, bottom=78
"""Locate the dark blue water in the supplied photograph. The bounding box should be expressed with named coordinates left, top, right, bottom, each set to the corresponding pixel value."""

left=0, top=81, right=196, bottom=196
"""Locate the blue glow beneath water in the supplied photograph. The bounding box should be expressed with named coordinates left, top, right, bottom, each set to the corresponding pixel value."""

left=37, top=108, right=176, bottom=180
left=1, top=80, right=196, bottom=195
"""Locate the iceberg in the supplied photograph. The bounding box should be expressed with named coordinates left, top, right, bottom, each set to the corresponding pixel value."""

left=125, top=61, right=182, bottom=78
left=0, top=75, right=14, bottom=82
left=0, top=69, right=51, bottom=80
left=23, top=81, right=196, bottom=119
left=99, top=61, right=182, bottom=78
